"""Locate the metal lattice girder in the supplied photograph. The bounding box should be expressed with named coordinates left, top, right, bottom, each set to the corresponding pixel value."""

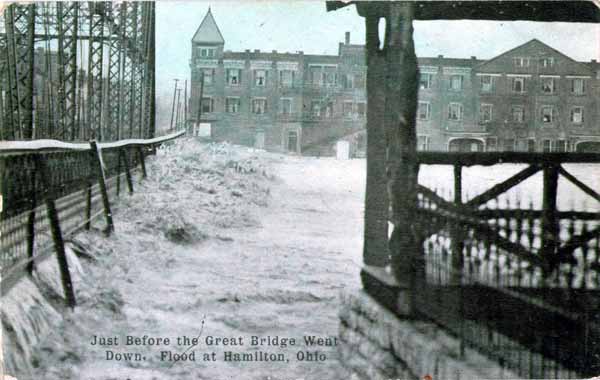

left=131, top=4, right=144, bottom=138
left=4, top=4, right=36, bottom=140
left=56, top=2, right=79, bottom=141
left=0, top=27, right=9, bottom=140
left=120, top=2, right=137, bottom=139
left=85, top=2, right=105, bottom=141
left=141, top=2, right=155, bottom=139
left=105, top=2, right=123, bottom=141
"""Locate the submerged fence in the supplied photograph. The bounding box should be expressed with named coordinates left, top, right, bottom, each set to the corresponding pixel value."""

left=408, top=153, right=600, bottom=379
left=0, top=131, right=184, bottom=303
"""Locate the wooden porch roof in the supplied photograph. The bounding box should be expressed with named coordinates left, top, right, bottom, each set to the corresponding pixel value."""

left=326, top=1, right=600, bottom=23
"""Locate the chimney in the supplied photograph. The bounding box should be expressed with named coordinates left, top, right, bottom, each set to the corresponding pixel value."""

left=254, top=49, right=260, bottom=53
left=471, top=56, right=477, bottom=60
left=438, top=54, right=444, bottom=60
left=272, top=50, right=277, bottom=54
left=345, top=31, right=350, bottom=45
left=592, top=59, right=598, bottom=64
left=245, top=49, right=250, bottom=53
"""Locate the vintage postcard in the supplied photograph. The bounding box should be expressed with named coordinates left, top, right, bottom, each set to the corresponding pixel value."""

left=1, top=1, right=600, bottom=379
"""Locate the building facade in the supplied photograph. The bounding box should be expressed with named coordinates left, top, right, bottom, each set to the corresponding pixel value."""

left=190, top=9, right=600, bottom=154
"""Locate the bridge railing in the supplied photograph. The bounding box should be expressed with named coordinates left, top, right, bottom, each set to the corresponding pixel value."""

left=406, top=152, right=600, bottom=379
left=0, top=131, right=185, bottom=304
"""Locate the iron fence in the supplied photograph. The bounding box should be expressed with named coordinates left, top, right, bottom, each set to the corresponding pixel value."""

left=0, top=131, right=184, bottom=303
left=408, top=154, right=600, bottom=378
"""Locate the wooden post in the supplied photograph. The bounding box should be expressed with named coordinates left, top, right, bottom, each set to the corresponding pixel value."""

left=26, top=165, right=36, bottom=275
left=382, top=2, right=421, bottom=282
left=120, top=148, right=134, bottom=194
left=541, top=163, right=559, bottom=276
left=90, top=141, right=114, bottom=234
left=138, top=146, right=147, bottom=179
left=359, top=4, right=390, bottom=268
left=34, top=155, right=76, bottom=308
left=84, top=182, right=92, bottom=230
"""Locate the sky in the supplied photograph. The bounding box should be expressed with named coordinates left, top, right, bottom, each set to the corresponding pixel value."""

left=156, top=1, right=600, bottom=98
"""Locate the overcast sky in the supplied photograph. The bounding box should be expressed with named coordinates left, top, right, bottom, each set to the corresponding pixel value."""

left=156, top=1, right=599, bottom=97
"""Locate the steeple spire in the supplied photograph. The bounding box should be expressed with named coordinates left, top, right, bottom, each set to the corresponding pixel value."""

left=192, top=7, right=225, bottom=45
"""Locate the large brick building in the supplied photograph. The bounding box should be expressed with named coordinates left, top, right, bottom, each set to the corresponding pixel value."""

left=190, top=9, right=600, bottom=154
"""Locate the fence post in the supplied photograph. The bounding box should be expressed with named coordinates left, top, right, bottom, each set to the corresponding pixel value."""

left=138, top=146, right=147, bottom=179
left=90, top=140, right=114, bottom=234
left=34, top=155, right=76, bottom=308
left=541, top=163, right=559, bottom=276
left=84, top=181, right=92, bottom=230
left=452, top=163, right=465, bottom=357
left=120, top=148, right=134, bottom=194
left=26, top=161, right=36, bottom=275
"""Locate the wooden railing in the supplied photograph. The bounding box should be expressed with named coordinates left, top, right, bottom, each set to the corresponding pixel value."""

left=0, top=131, right=184, bottom=305
left=405, top=152, right=600, bottom=378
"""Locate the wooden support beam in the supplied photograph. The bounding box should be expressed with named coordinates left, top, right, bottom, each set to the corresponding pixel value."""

left=466, top=164, right=541, bottom=208
left=541, top=164, right=559, bottom=275
left=34, top=155, right=76, bottom=308
left=362, top=9, right=389, bottom=268
left=558, top=166, right=600, bottom=204
left=26, top=167, right=36, bottom=275
left=138, top=146, right=147, bottom=179
left=90, top=141, right=114, bottom=234
left=120, top=148, right=134, bottom=194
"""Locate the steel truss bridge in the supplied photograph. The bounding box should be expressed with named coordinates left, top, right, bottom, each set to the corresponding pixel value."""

left=0, top=2, right=155, bottom=142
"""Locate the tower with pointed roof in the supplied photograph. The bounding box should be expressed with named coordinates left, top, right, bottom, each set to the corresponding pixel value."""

left=191, top=7, right=225, bottom=60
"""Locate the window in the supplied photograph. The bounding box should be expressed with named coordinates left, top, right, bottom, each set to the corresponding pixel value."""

left=486, top=137, right=497, bottom=152
left=225, top=97, right=240, bottom=113
left=418, top=101, right=431, bottom=120
left=540, top=57, right=554, bottom=67
left=354, top=73, right=366, bottom=89
left=503, top=138, right=516, bottom=151
left=541, top=106, right=554, bottom=123
left=571, top=78, right=585, bottom=95
left=449, top=75, right=463, bottom=91
left=201, top=97, right=214, bottom=113
left=254, top=70, right=267, bottom=86
left=419, top=73, right=432, bottom=90
left=324, top=101, right=334, bottom=118
left=322, top=68, right=337, bottom=87
left=555, top=140, right=567, bottom=152
left=199, top=47, right=215, bottom=58
left=226, top=69, right=241, bottom=85
left=343, top=74, right=354, bottom=89
left=541, top=77, right=556, bottom=94
left=356, top=102, right=366, bottom=117
left=542, top=139, right=552, bottom=152
left=343, top=101, right=354, bottom=117
left=527, top=139, right=536, bottom=152
left=448, top=103, right=463, bottom=121
left=311, top=100, right=321, bottom=117
left=512, top=77, right=526, bottom=93
left=287, top=131, right=298, bottom=152
left=252, top=98, right=267, bottom=114
left=417, top=135, right=429, bottom=151
left=201, top=68, right=214, bottom=85
left=481, top=75, right=494, bottom=92
left=279, top=70, right=295, bottom=87
left=571, top=106, right=584, bottom=124
left=512, top=106, right=525, bottom=123
left=479, top=104, right=493, bottom=123
left=513, top=57, right=530, bottom=67
left=280, top=98, right=292, bottom=115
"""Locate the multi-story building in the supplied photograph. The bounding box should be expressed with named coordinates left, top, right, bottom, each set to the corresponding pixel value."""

left=190, top=9, right=600, bottom=154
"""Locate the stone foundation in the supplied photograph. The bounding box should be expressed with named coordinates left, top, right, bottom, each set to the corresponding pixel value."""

left=338, top=290, right=520, bottom=380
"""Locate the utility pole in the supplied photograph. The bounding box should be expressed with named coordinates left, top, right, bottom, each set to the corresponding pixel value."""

left=183, top=79, right=188, bottom=134
left=175, top=88, right=182, bottom=130
left=169, top=78, right=179, bottom=131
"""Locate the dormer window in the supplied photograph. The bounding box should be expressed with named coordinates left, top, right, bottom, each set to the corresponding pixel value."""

left=513, top=57, right=530, bottom=67
left=540, top=57, right=555, bottom=67
left=198, top=47, right=216, bottom=58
